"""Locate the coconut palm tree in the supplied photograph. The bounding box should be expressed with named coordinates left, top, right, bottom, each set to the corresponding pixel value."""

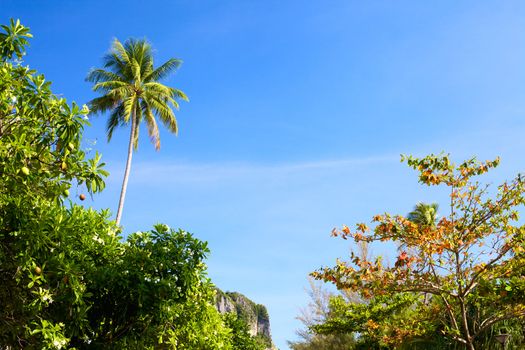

left=87, top=38, right=188, bottom=225
left=397, top=202, right=439, bottom=253
left=407, top=202, right=439, bottom=228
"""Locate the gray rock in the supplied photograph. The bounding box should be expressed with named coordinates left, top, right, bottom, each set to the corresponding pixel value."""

left=215, top=289, right=277, bottom=350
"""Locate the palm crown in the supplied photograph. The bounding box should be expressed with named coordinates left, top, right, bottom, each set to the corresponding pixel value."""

left=86, top=38, right=188, bottom=150
left=407, top=202, right=439, bottom=228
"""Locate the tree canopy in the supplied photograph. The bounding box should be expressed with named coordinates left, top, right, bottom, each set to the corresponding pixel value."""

left=313, top=154, right=525, bottom=349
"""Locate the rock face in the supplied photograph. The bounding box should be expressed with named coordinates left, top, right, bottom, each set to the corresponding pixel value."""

left=216, top=289, right=276, bottom=349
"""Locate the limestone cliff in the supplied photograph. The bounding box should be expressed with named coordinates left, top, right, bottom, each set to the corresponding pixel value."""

left=216, top=289, right=276, bottom=349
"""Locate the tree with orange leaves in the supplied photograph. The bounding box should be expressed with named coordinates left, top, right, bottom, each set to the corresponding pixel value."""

left=313, top=154, right=525, bottom=350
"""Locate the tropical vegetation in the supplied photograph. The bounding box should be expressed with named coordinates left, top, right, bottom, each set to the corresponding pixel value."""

left=0, top=19, right=266, bottom=350
left=5, top=14, right=525, bottom=350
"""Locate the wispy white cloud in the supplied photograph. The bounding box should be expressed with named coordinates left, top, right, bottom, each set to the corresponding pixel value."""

left=105, top=154, right=400, bottom=186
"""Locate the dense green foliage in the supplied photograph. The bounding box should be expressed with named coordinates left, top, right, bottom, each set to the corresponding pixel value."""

left=223, top=313, right=269, bottom=350
left=313, top=292, right=525, bottom=349
left=0, top=20, right=269, bottom=350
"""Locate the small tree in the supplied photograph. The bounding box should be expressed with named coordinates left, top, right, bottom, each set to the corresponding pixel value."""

left=313, top=154, right=525, bottom=350
left=288, top=278, right=357, bottom=350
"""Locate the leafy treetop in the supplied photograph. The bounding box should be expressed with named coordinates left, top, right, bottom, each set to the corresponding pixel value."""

left=313, top=154, right=525, bottom=349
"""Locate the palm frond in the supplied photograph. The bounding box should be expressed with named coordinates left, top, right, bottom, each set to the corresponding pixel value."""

left=122, top=95, right=137, bottom=124
left=88, top=95, right=119, bottom=115
left=172, top=88, right=189, bottom=102
left=106, top=104, right=125, bottom=141
left=104, top=86, right=133, bottom=101
left=92, top=80, right=130, bottom=93
left=112, top=38, right=133, bottom=68
left=130, top=58, right=142, bottom=85
left=143, top=90, right=179, bottom=111
left=143, top=82, right=174, bottom=96
left=145, top=58, right=182, bottom=82
left=142, top=100, right=160, bottom=150
left=86, top=68, right=124, bottom=83
left=148, top=95, right=178, bottom=134
left=143, top=83, right=188, bottom=102
left=130, top=39, right=153, bottom=77
left=102, top=52, right=127, bottom=75
left=133, top=106, right=141, bottom=150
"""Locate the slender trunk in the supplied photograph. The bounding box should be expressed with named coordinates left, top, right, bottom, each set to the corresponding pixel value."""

left=456, top=246, right=475, bottom=350
left=115, top=110, right=136, bottom=225
left=459, top=294, right=475, bottom=350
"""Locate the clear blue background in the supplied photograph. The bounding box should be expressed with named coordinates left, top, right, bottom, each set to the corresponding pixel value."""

left=3, top=1, right=525, bottom=348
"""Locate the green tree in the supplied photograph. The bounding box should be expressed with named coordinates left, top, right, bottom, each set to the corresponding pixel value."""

left=290, top=244, right=369, bottom=350
left=84, top=225, right=233, bottom=349
left=0, top=19, right=111, bottom=347
left=288, top=278, right=356, bottom=350
left=86, top=38, right=188, bottom=225
left=223, top=313, right=268, bottom=350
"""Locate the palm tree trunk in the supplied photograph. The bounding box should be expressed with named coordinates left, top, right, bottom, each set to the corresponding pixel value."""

left=115, top=110, right=136, bottom=225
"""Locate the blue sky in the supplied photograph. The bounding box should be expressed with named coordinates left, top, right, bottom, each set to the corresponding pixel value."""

left=3, top=1, right=525, bottom=348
